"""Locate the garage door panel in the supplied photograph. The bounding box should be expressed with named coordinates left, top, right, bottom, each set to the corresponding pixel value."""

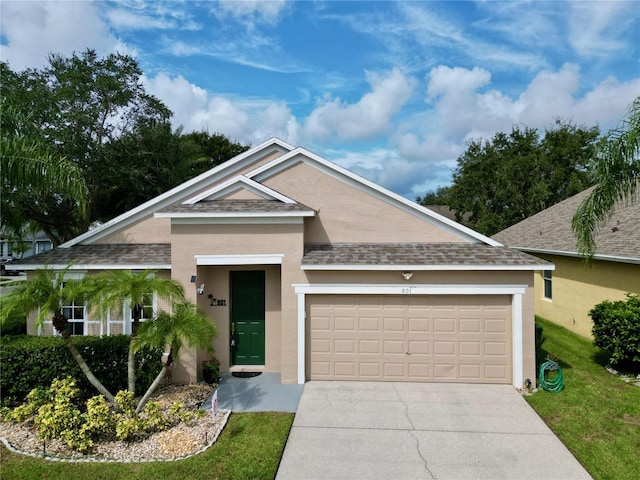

left=307, top=295, right=511, bottom=383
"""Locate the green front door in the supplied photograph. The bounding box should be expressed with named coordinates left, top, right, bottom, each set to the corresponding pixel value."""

left=230, top=270, right=265, bottom=365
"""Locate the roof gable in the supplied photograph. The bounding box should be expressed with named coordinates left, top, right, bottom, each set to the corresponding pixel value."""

left=246, top=147, right=499, bottom=245
left=493, top=187, right=640, bottom=263
left=59, top=137, right=499, bottom=249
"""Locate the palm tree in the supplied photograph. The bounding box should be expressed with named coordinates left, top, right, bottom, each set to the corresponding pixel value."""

left=0, top=101, right=87, bottom=231
left=86, top=270, right=185, bottom=393
left=572, top=96, right=640, bottom=258
left=132, top=300, right=218, bottom=412
left=0, top=268, right=115, bottom=404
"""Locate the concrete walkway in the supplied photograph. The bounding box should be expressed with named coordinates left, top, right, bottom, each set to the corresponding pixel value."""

left=204, top=372, right=304, bottom=413
left=276, top=382, right=591, bottom=480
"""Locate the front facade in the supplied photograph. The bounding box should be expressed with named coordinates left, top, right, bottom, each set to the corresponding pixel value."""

left=18, top=138, right=549, bottom=388
left=493, top=188, right=640, bottom=338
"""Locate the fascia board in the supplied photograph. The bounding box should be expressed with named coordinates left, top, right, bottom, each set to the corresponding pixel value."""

left=154, top=211, right=314, bottom=218
left=195, top=254, right=284, bottom=265
left=18, top=264, right=171, bottom=271
left=514, top=247, right=640, bottom=265
left=60, top=138, right=294, bottom=248
left=167, top=217, right=304, bottom=225
left=293, top=283, right=528, bottom=295
left=301, top=264, right=554, bottom=271
left=182, top=175, right=298, bottom=204
left=247, top=148, right=500, bottom=246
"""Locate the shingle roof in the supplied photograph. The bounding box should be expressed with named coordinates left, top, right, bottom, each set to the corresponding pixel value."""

left=158, top=200, right=315, bottom=214
left=13, top=244, right=171, bottom=268
left=302, top=243, right=550, bottom=268
left=492, top=188, right=640, bottom=261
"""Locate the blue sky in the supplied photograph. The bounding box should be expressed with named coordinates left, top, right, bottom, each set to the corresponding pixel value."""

left=1, top=1, right=639, bottom=200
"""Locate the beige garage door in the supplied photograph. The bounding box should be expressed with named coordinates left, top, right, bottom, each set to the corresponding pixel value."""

left=307, top=294, right=512, bottom=383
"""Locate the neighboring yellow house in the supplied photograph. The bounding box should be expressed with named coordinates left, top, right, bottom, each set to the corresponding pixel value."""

left=493, top=188, right=640, bottom=339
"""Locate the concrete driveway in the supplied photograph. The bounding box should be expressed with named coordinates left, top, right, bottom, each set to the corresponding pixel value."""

left=276, top=382, right=591, bottom=480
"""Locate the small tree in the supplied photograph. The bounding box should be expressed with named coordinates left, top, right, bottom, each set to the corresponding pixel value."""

left=589, top=294, right=640, bottom=372
left=132, top=300, right=217, bottom=412
left=85, top=270, right=185, bottom=393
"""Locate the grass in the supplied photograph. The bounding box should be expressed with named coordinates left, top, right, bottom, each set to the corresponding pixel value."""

left=526, top=317, right=640, bottom=480
left=0, top=412, right=294, bottom=480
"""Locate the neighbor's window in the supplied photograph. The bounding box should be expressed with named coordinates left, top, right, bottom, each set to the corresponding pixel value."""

left=543, top=270, right=552, bottom=300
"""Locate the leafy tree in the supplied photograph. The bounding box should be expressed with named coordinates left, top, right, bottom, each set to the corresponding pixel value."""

left=85, top=270, right=185, bottom=393
left=92, top=126, right=248, bottom=221
left=572, top=96, right=640, bottom=258
left=0, top=269, right=114, bottom=404
left=416, top=185, right=451, bottom=206
left=437, top=121, right=599, bottom=235
left=133, top=300, right=217, bottom=412
left=2, top=50, right=171, bottom=244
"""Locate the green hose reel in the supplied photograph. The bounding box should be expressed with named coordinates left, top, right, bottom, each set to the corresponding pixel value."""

left=539, top=358, right=564, bottom=393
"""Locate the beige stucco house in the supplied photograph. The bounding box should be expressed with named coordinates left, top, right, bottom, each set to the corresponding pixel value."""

left=493, top=187, right=640, bottom=339
left=17, top=138, right=550, bottom=389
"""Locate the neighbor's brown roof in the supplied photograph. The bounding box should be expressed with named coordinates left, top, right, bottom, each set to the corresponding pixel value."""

left=158, top=200, right=315, bottom=214
left=302, top=243, right=550, bottom=267
left=13, top=244, right=171, bottom=268
left=492, top=188, right=640, bottom=261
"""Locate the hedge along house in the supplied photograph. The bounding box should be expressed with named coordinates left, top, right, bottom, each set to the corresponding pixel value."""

left=16, top=138, right=551, bottom=388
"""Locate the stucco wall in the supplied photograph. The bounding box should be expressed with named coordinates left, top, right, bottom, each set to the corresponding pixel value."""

left=169, top=222, right=306, bottom=384
left=262, top=162, right=468, bottom=244
left=534, top=254, right=639, bottom=338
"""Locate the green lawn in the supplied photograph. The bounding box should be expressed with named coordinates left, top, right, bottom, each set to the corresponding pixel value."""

left=0, top=412, right=294, bottom=480
left=526, top=317, right=640, bottom=480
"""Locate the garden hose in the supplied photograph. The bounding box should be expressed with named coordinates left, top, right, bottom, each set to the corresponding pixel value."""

left=539, top=359, right=564, bottom=393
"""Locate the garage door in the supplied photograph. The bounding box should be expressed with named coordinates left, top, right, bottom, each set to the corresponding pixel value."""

left=307, top=294, right=511, bottom=383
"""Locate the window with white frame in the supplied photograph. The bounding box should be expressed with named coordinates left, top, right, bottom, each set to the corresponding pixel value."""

left=542, top=270, right=552, bottom=300
left=62, top=294, right=86, bottom=336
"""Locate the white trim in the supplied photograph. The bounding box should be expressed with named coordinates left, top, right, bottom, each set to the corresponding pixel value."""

left=297, top=293, right=306, bottom=385
left=302, top=264, right=550, bottom=271
left=512, top=293, right=523, bottom=388
left=182, top=175, right=298, bottom=204
left=514, top=246, right=640, bottom=265
left=18, top=264, right=170, bottom=271
left=293, top=283, right=527, bottom=388
left=60, top=138, right=294, bottom=248
left=247, top=148, right=501, bottom=246
left=167, top=217, right=305, bottom=225
left=195, top=254, right=284, bottom=266
left=155, top=211, right=314, bottom=219
left=293, top=283, right=527, bottom=295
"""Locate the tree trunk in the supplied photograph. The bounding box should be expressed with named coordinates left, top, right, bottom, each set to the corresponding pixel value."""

left=135, top=365, right=170, bottom=414
left=127, top=343, right=136, bottom=393
left=62, top=335, right=116, bottom=406
left=128, top=304, right=143, bottom=393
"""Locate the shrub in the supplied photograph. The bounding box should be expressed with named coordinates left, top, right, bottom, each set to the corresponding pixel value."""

left=0, top=312, right=27, bottom=336
left=589, top=294, right=640, bottom=372
left=4, top=378, right=204, bottom=452
left=0, top=335, right=162, bottom=407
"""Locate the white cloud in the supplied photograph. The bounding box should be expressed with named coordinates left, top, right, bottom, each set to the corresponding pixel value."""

left=302, top=69, right=415, bottom=142
left=568, top=1, right=639, bottom=56
left=0, top=1, right=128, bottom=71
left=213, top=0, right=287, bottom=28
left=143, top=72, right=298, bottom=145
